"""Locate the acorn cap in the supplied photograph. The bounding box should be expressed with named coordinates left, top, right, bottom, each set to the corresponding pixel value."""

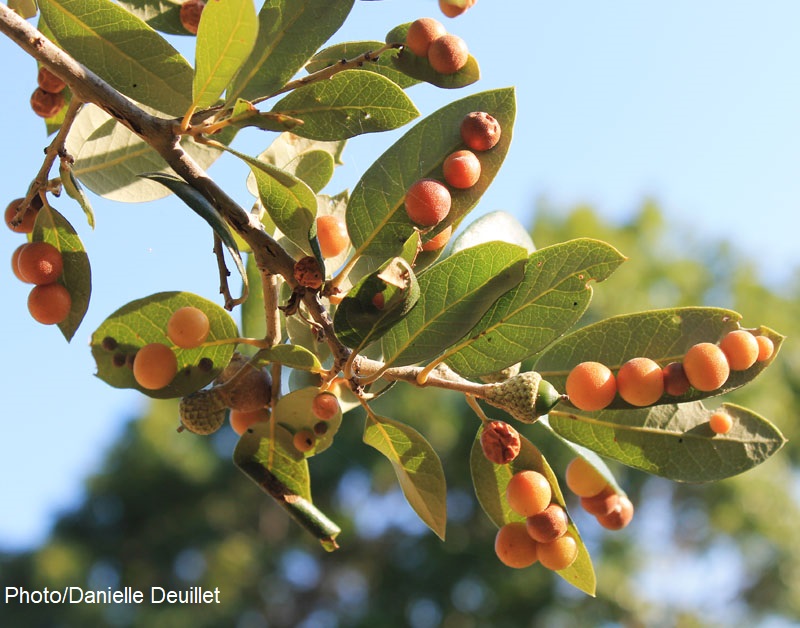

left=180, top=388, right=228, bottom=435
left=483, top=371, right=563, bottom=423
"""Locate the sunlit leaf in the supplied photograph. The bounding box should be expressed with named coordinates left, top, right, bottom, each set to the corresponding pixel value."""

left=115, top=0, right=188, bottom=36
left=347, top=88, right=515, bottom=260
left=380, top=242, right=526, bottom=369
left=444, top=239, right=626, bottom=378
left=252, top=345, right=323, bottom=373
left=66, top=105, right=226, bottom=202
left=270, top=70, right=419, bottom=140
left=363, top=414, right=447, bottom=539
left=39, top=0, right=193, bottom=115
left=9, top=0, right=37, bottom=19
left=228, top=0, right=355, bottom=103
left=191, top=0, right=258, bottom=110
left=234, top=422, right=342, bottom=550
left=58, top=160, right=96, bottom=229
left=224, top=146, right=317, bottom=253
left=548, top=401, right=786, bottom=483
left=90, top=291, right=238, bottom=398
left=234, top=422, right=310, bottom=500
left=240, top=253, right=265, bottom=346
left=32, top=205, right=91, bottom=342
left=248, top=137, right=345, bottom=199
left=451, top=210, right=535, bottom=255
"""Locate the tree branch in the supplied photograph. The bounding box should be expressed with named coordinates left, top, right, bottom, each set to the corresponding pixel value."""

left=0, top=4, right=297, bottom=283
left=0, top=5, right=379, bottom=389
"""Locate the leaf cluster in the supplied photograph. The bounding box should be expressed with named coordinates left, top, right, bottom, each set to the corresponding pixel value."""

left=5, top=0, right=787, bottom=597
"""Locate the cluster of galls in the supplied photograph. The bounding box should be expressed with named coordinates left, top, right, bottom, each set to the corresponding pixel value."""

left=100, top=307, right=232, bottom=429
left=565, top=329, right=774, bottom=434
left=7, top=197, right=72, bottom=325
left=114, top=306, right=214, bottom=393
left=495, top=469, right=578, bottom=571
left=565, top=457, right=633, bottom=531
left=404, top=110, right=501, bottom=255
left=405, top=17, right=469, bottom=75
left=30, top=66, right=67, bottom=119
left=289, top=391, right=341, bottom=453
left=480, top=421, right=634, bottom=570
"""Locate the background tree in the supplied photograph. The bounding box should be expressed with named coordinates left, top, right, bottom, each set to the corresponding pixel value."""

left=1, top=203, right=797, bottom=628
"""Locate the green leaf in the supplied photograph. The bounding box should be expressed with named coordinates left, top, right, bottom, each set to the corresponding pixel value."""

left=225, top=146, right=318, bottom=252
left=307, top=40, right=420, bottom=89
left=66, top=105, right=226, bottom=202
left=228, top=0, right=355, bottom=103
left=470, top=427, right=596, bottom=596
left=347, top=88, right=516, bottom=260
left=247, top=134, right=345, bottom=195
left=363, top=414, right=447, bottom=540
left=90, top=291, right=238, bottom=399
left=32, top=205, right=91, bottom=342
left=270, top=70, right=419, bottom=140
left=240, top=253, right=266, bottom=344
left=534, top=308, right=785, bottom=409
left=334, top=257, right=420, bottom=350
left=39, top=0, right=193, bottom=115
left=115, top=0, right=189, bottom=36
left=234, top=421, right=310, bottom=500
left=548, top=401, right=786, bottom=483
left=385, top=23, right=480, bottom=89
left=140, top=172, right=248, bottom=301
left=380, top=242, right=527, bottom=369
left=272, top=387, right=342, bottom=456
left=234, top=421, right=341, bottom=550
left=9, top=0, right=38, bottom=19
left=443, top=239, right=627, bottom=378
left=58, top=160, right=96, bottom=229
left=192, top=0, right=258, bottom=111
left=252, top=345, right=323, bottom=373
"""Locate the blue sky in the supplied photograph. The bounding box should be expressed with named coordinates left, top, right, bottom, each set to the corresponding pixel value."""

left=1, top=0, right=799, bottom=551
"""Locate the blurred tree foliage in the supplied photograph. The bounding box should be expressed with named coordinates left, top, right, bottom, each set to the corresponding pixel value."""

left=1, top=202, right=798, bottom=628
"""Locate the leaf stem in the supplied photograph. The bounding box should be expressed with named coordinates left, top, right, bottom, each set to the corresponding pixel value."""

left=16, top=96, right=83, bottom=225
left=261, top=43, right=402, bottom=102
left=465, top=394, right=492, bottom=425
left=213, top=233, right=248, bottom=310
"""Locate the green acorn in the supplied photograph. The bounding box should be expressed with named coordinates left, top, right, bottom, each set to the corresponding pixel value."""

left=482, top=371, right=563, bottom=423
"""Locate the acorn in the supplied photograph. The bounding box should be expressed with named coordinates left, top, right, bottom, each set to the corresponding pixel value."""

left=482, top=371, right=562, bottom=423
left=179, top=388, right=227, bottom=435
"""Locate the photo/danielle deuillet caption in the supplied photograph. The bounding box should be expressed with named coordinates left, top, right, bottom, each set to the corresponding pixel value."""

left=4, top=586, right=221, bottom=605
